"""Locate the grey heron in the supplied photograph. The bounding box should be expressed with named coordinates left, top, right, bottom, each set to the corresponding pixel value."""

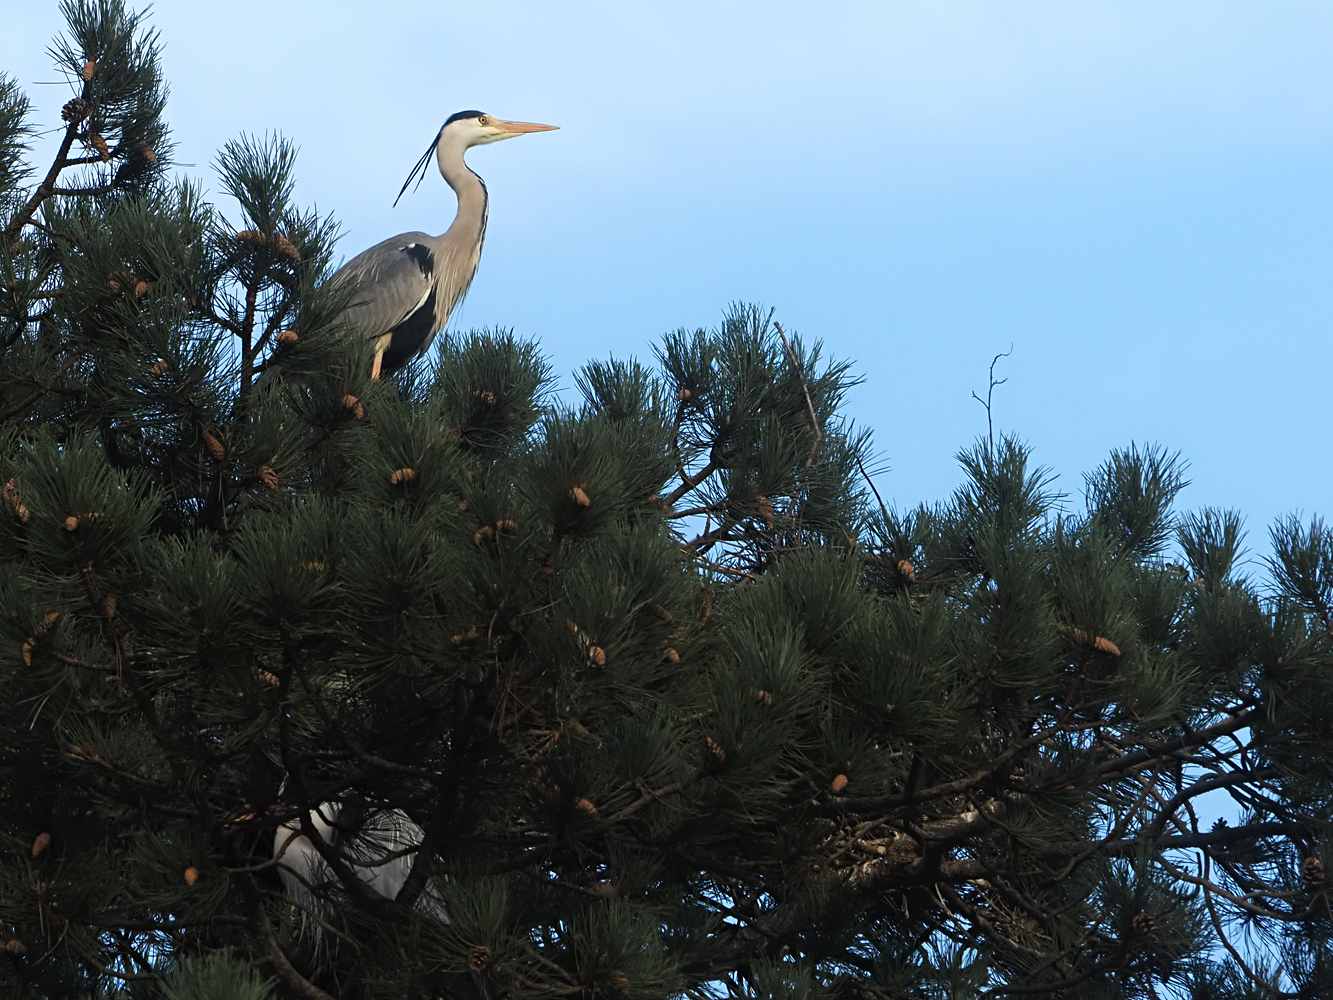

left=272, top=801, right=447, bottom=954
left=335, top=111, right=557, bottom=380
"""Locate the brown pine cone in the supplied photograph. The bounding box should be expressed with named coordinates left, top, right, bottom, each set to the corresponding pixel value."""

left=755, top=495, right=776, bottom=528
left=1303, top=855, right=1324, bottom=886
left=201, top=429, right=226, bottom=460
left=273, top=234, right=301, bottom=262
left=1130, top=913, right=1157, bottom=939
left=61, top=98, right=90, bottom=123
left=89, top=134, right=109, bottom=161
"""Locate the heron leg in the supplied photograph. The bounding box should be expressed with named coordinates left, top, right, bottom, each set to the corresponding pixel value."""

left=370, top=333, right=394, bottom=381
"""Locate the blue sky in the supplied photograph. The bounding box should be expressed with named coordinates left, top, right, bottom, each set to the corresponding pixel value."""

left=6, top=1, right=1332, bottom=556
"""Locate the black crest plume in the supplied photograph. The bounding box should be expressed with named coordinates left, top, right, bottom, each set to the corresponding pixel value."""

left=395, top=126, right=444, bottom=207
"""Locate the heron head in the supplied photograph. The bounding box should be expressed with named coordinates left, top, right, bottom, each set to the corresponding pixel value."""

left=444, top=110, right=559, bottom=147
left=395, top=112, right=558, bottom=206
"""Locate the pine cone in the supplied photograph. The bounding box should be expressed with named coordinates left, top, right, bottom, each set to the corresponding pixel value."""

left=2, top=478, right=30, bottom=522
left=663, top=647, right=680, bottom=663
left=389, top=467, right=415, bottom=486
left=341, top=394, right=364, bottom=419
left=31, top=832, right=51, bottom=858
left=273, top=234, right=301, bottom=262
left=1303, top=855, right=1324, bottom=886
left=3, top=939, right=26, bottom=956
left=20, top=612, right=58, bottom=667
left=1058, top=625, right=1121, bottom=658
left=64, top=516, right=79, bottom=531
left=830, top=773, right=849, bottom=793
left=81, top=58, right=96, bottom=81
left=201, top=429, right=226, bottom=460
left=570, top=485, right=591, bottom=507
left=468, top=945, right=491, bottom=972
left=183, top=867, right=199, bottom=886
left=61, top=98, right=90, bottom=123
left=587, top=645, right=606, bottom=666
left=274, top=330, right=298, bottom=345
left=1130, top=913, right=1157, bottom=939
left=259, top=466, right=278, bottom=490
left=574, top=797, right=597, bottom=814
left=897, top=559, right=916, bottom=582
left=89, top=134, right=109, bottom=161
left=705, top=737, right=727, bottom=763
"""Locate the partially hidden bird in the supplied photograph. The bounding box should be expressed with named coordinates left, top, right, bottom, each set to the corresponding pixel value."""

left=272, top=800, right=447, bottom=957
left=335, top=111, right=557, bottom=380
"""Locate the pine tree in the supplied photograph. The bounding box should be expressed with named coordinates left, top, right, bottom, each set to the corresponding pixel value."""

left=3, top=5, right=1332, bottom=1000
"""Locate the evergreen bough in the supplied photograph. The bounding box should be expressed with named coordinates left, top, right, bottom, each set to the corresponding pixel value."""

left=3, top=5, right=1331, bottom=999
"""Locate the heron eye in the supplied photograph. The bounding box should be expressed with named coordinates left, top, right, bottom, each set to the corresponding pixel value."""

left=477, top=115, right=489, bottom=126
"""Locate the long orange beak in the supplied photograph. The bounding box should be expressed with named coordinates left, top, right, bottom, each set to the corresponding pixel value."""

left=495, top=119, right=559, bottom=134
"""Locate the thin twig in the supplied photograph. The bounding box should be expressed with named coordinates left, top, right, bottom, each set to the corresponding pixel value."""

left=971, top=345, right=1012, bottom=448
left=774, top=321, right=822, bottom=466
left=1202, top=853, right=1298, bottom=997
left=855, top=453, right=890, bottom=523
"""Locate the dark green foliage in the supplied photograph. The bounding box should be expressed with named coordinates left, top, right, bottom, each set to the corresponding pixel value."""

left=3, top=6, right=1332, bottom=1000
left=0, top=74, right=34, bottom=211
left=158, top=951, right=275, bottom=1000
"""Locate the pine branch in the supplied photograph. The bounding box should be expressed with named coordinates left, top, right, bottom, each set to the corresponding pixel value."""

left=1, top=81, right=90, bottom=242
left=242, top=878, right=337, bottom=1000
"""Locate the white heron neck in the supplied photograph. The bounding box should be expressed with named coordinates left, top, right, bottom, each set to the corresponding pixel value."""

left=435, top=137, right=487, bottom=244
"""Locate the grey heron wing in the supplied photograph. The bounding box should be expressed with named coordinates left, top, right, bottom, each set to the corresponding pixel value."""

left=334, top=232, right=438, bottom=340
